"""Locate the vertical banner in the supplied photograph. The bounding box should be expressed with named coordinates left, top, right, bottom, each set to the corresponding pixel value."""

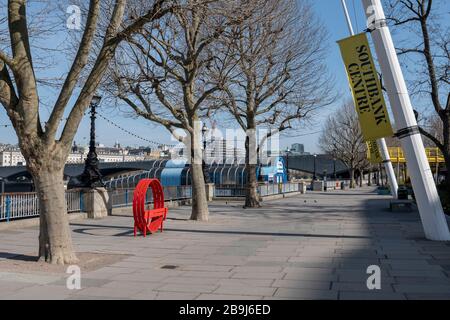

left=367, top=140, right=382, bottom=164
left=338, top=33, right=394, bottom=141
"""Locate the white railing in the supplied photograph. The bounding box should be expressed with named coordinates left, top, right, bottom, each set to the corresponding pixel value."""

left=259, top=183, right=300, bottom=197
left=0, top=190, right=83, bottom=222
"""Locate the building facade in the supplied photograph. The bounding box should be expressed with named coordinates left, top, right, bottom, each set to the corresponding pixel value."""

left=0, top=147, right=26, bottom=166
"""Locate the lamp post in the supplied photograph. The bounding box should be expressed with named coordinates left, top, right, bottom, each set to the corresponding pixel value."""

left=286, top=148, right=290, bottom=182
left=333, top=158, right=337, bottom=180
left=0, top=177, right=4, bottom=194
left=313, top=154, right=317, bottom=181
left=202, top=123, right=211, bottom=184
left=68, top=95, right=104, bottom=189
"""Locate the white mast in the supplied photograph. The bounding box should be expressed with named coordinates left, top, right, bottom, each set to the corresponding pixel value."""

left=361, top=0, right=450, bottom=240
left=339, top=0, right=398, bottom=198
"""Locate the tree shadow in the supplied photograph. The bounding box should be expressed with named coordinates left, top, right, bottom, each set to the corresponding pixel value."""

left=0, top=252, right=38, bottom=262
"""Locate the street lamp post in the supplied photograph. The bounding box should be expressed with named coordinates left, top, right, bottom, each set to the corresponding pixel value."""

left=0, top=177, right=4, bottom=194
left=202, top=123, right=211, bottom=184
left=333, top=158, right=337, bottom=180
left=313, top=154, right=317, bottom=181
left=68, top=95, right=104, bottom=189
left=286, top=148, right=290, bottom=182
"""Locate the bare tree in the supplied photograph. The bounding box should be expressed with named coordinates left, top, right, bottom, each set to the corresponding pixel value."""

left=107, top=0, right=251, bottom=221
left=319, top=102, right=368, bottom=188
left=384, top=0, right=450, bottom=186
left=0, top=0, right=173, bottom=264
left=217, top=0, right=334, bottom=207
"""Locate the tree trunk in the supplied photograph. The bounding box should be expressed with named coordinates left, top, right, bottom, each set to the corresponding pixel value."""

left=244, top=132, right=260, bottom=208
left=245, top=163, right=260, bottom=208
left=349, top=168, right=355, bottom=188
left=359, top=171, right=363, bottom=187
left=189, top=130, right=209, bottom=221
left=33, top=168, right=78, bottom=265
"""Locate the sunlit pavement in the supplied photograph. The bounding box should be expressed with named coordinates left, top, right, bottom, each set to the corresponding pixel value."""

left=1, top=187, right=450, bottom=300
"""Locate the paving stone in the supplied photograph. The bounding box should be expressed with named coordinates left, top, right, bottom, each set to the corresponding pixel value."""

left=388, top=269, right=447, bottom=278
left=157, top=283, right=218, bottom=293
left=49, top=278, right=112, bottom=288
left=339, top=291, right=406, bottom=300
left=217, top=278, right=274, bottom=287
left=232, top=266, right=283, bottom=273
left=214, top=285, right=276, bottom=296
left=231, top=272, right=284, bottom=280
left=73, top=286, right=144, bottom=298
left=332, top=281, right=394, bottom=292
left=273, top=279, right=331, bottom=290
left=405, top=293, right=450, bottom=300
left=393, top=284, right=450, bottom=294
left=394, top=276, right=450, bottom=285
left=6, top=285, right=71, bottom=300
left=197, top=294, right=262, bottom=300
left=274, top=288, right=337, bottom=300
left=155, top=291, right=200, bottom=300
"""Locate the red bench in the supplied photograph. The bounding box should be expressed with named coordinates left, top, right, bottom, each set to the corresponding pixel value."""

left=132, top=179, right=168, bottom=237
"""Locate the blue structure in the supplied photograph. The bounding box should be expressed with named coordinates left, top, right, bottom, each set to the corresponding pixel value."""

left=260, top=156, right=288, bottom=184
left=105, top=157, right=288, bottom=189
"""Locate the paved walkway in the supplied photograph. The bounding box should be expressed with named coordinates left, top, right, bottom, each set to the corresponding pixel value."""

left=1, top=187, right=450, bottom=300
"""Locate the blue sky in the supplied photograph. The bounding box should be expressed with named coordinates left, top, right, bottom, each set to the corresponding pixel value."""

left=0, top=0, right=445, bottom=153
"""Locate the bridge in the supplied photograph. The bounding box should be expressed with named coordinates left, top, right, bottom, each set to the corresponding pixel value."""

left=0, top=156, right=351, bottom=182
left=0, top=161, right=168, bottom=182
left=285, top=155, right=349, bottom=177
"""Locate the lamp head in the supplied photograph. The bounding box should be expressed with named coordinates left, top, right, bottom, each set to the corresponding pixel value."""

left=202, top=123, right=209, bottom=135
left=91, top=95, right=102, bottom=106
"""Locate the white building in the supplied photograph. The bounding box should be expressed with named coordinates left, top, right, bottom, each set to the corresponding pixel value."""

left=0, top=148, right=26, bottom=166
left=0, top=144, right=147, bottom=167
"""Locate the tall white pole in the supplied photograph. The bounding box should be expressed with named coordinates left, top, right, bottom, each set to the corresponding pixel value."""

left=361, top=0, right=450, bottom=241
left=378, top=138, right=398, bottom=198
left=340, top=0, right=398, bottom=198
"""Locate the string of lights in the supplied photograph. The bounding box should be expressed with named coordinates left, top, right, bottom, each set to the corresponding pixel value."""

left=96, top=112, right=177, bottom=148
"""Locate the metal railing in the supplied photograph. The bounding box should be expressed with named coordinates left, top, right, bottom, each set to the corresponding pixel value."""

left=214, top=186, right=247, bottom=198
left=214, top=183, right=301, bottom=198
left=0, top=189, right=83, bottom=222
left=108, top=185, right=192, bottom=208
left=259, top=183, right=300, bottom=197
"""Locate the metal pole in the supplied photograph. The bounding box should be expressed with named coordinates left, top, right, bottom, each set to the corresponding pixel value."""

left=313, top=155, right=317, bottom=181
left=333, top=158, right=337, bottom=179
left=0, top=177, right=4, bottom=194
left=340, top=0, right=355, bottom=35
left=362, top=0, right=450, bottom=241
left=435, top=153, right=439, bottom=185
left=379, top=139, right=398, bottom=197
left=286, top=151, right=290, bottom=182
left=340, top=0, right=398, bottom=198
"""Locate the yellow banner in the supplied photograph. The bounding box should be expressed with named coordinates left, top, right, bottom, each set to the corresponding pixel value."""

left=367, top=140, right=382, bottom=164
left=338, top=33, right=393, bottom=141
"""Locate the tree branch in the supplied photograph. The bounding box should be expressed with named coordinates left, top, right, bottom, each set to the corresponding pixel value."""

left=45, top=0, right=101, bottom=141
left=419, top=126, right=444, bottom=150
